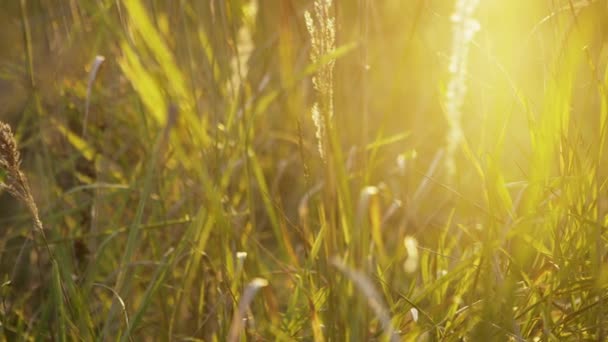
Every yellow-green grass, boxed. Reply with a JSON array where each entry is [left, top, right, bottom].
[[0, 0, 607, 340]]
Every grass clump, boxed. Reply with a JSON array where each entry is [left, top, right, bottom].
[[0, 0, 607, 340]]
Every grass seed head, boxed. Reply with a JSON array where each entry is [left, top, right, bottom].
[[445, 0, 480, 179], [305, 0, 336, 159], [0, 121, 20, 171], [0, 121, 45, 233]]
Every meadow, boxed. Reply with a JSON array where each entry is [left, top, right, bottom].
[[0, 0, 607, 340]]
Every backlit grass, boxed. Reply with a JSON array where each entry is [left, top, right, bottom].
[[0, 0, 607, 340]]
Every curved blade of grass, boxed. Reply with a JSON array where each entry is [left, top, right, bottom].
[[93, 282, 131, 341], [227, 278, 269, 342], [332, 258, 399, 342], [83, 55, 105, 138], [121, 248, 175, 341]]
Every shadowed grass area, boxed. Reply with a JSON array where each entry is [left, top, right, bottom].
[[0, 0, 607, 340]]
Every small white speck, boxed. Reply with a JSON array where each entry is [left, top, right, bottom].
[[410, 308, 419, 322]]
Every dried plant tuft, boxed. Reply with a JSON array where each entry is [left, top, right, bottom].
[[0, 121, 21, 171], [0, 121, 45, 234], [305, 0, 335, 159]]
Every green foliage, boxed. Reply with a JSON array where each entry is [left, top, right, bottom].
[[0, 0, 607, 340]]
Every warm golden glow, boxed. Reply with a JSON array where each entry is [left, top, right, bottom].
[[0, 0, 606, 340]]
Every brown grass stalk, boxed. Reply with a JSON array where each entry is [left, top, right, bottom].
[[0, 121, 51, 250]]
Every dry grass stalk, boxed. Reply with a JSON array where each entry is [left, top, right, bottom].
[[445, 0, 480, 179], [305, 0, 336, 159], [0, 121, 46, 238]]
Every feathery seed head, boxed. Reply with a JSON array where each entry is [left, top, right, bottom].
[[0, 121, 20, 171], [305, 0, 336, 159], [0, 121, 45, 233], [311, 103, 325, 158], [0, 122, 25, 201], [445, 0, 480, 179]]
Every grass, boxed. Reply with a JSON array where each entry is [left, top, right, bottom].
[[0, 0, 607, 340]]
